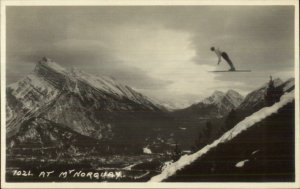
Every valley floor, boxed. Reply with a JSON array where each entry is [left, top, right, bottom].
[[6, 153, 169, 182]]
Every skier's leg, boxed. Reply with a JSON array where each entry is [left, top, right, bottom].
[[221, 52, 236, 71]]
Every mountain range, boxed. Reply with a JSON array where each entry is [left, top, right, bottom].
[[172, 90, 244, 119], [6, 58, 295, 152]]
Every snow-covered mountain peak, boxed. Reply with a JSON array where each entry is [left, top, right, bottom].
[[36, 57, 68, 74], [225, 89, 244, 107], [6, 57, 166, 138], [201, 90, 243, 106], [226, 89, 242, 97], [202, 90, 225, 104], [13, 57, 164, 108], [212, 90, 225, 97], [33, 58, 139, 100], [175, 89, 244, 119]]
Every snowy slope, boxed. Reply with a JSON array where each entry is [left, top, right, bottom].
[[149, 90, 294, 182], [282, 78, 295, 92], [6, 73, 60, 136]]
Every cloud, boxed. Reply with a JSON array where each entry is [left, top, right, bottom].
[[6, 6, 295, 107]]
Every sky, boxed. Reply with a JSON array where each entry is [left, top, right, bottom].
[[6, 6, 295, 108]]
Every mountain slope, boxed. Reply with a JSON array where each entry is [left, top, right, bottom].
[[188, 77, 296, 154], [7, 117, 103, 159], [237, 78, 285, 113], [172, 90, 243, 119], [150, 91, 295, 182], [6, 57, 167, 139]]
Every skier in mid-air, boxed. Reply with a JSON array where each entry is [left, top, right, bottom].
[[210, 47, 236, 71]]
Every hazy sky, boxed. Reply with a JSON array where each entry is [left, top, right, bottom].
[[6, 6, 295, 107]]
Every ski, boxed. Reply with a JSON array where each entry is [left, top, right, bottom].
[[209, 70, 251, 72]]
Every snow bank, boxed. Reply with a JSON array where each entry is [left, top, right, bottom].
[[123, 163, 140, 170], [143, 147, 152, 154], [235, 159, 249, 168], [149, 91, 294, 182], [251, 150, 260, 155], [161, 161, 173, 171], [283, 78, 295, 92]]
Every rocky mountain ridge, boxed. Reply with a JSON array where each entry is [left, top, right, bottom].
[[6, 57, 167, 141], [237, 77, 294, 114], [172, 89, 244, 119]]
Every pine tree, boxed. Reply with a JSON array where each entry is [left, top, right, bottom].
[[172, 143, 182, 161], [225, 109, 238, 131], [265, 76, 283, 106], [193, 121, 213, 152]]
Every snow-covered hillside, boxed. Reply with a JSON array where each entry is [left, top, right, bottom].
[[149, 90, 294, 182]]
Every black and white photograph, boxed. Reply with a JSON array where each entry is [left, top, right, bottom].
[[1, 0, 299, 188]]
